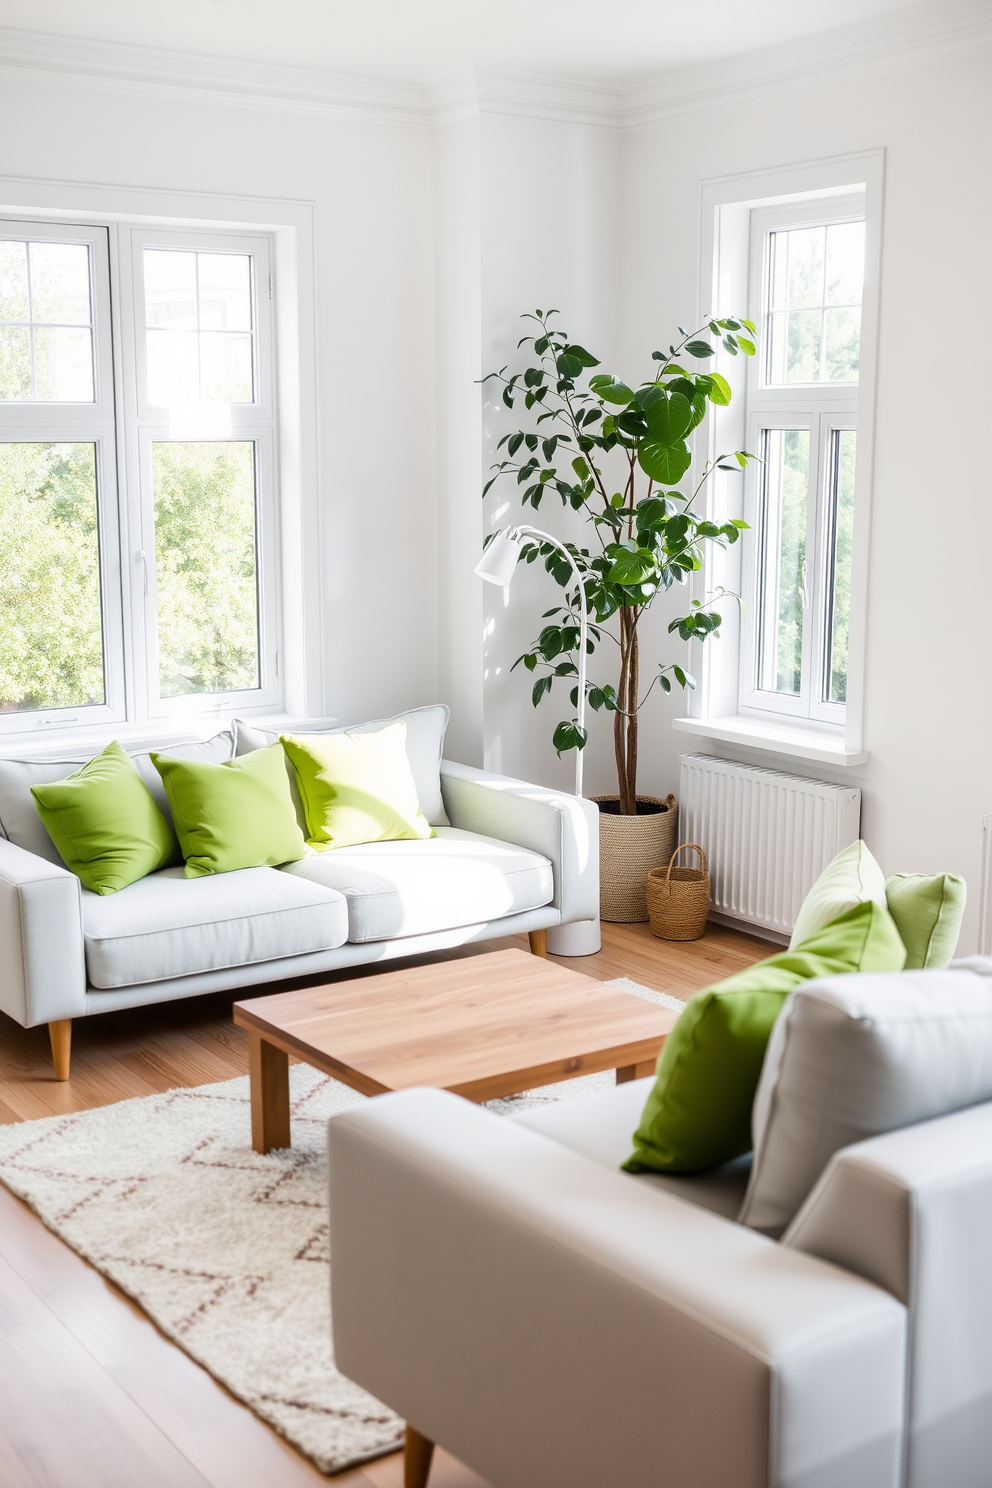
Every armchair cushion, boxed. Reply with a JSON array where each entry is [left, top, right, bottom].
[[624, 900, 906, 1177], [281, 826, 553, 943], [884, 871, 966, 968], [740, 967, 992, 1237]]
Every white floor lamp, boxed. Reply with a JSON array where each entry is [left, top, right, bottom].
[[475, 526, 602, 956]]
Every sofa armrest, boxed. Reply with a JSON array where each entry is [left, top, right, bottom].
[[0, 839, 86, 1027], [785, 1101, 992, 1487], [439, 759, 598, 924], [329, 1088, 905, 1488]]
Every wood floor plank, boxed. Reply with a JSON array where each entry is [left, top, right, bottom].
[[0, 921, 768, 1486]]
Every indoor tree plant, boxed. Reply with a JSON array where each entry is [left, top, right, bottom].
[[481, 310, 757, 920]]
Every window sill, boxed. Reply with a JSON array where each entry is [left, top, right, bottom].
[[0, 711, 337, 761], [672, 715, 868, 768]]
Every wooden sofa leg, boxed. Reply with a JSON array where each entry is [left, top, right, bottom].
[[528, 929, 548, 958], [404, 1424, 435, 1488], [49, 1019, 72, 1081]]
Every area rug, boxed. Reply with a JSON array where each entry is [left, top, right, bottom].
[[0, 977, 683, 1474]]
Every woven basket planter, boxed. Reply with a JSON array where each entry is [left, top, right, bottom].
[[646, 843, 711, 941], [592, 793, 678, 923]]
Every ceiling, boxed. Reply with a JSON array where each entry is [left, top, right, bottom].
[[0, 0, 940, 85]]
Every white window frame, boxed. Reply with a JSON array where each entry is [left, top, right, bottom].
[[0, 215, 283, 737], [738, 192, 864, 730], [673, 152, 884, 770]]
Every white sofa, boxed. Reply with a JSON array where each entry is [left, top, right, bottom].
[[328, 966, 992, 1488], [0, 707, 599, 1078]]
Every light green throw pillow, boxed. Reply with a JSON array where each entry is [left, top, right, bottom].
[[31, 740, 179, 895], [885, 872, 966, 969], [789, 839, 886, 949], [280, 722, 435, 851], [623, 900, 907, 1175], [151, 743, 308, 878]]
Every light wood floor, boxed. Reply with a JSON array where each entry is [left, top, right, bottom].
[[0, 920, 769, 1487]]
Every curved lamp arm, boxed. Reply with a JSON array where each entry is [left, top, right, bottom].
[[475, 525, 588, 799]]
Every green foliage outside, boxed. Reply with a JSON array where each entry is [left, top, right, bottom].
[[0, 442, 104, 712], [153, 441, 259, 697]]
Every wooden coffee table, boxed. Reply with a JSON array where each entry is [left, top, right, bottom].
[[232, 947, 679, 1154]]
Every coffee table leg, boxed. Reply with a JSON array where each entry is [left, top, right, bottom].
[[617, 1059, 658, 1083], [248, 1030, 291, 1154]]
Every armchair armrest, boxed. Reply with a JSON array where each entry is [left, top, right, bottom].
[[439, 759, 598, 925], [329, 1089, 905, 1488], [0, 839, 86, 1027]]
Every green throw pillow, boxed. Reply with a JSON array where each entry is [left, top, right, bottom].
[[151, 743, 308, 878], [623, 899, 907, 1175], [885, 872, 966, 969], [789, 839, 886, 949], [280, 722, 435, 851], [31, 740, 179, 895]]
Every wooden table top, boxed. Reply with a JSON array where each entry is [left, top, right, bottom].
[[232, 948, 679, 1102]]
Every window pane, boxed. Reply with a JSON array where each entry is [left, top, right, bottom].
[[29, 242, 91, 324], [0, 443, 105, 712], [0, 326, 31, 399], [146, 328, 200, 406], [34, 326, 94, 401], [0, 241, 28, 321], [756, 429, 809, 696], [144, 250, 198, 330], [825, 431, 857, 705], [152, 442, 259, 698], [143, 248, 254, 404], [197, 253, 252, 331], [825, 222, 865, 304], [765, 219, 864, 386]]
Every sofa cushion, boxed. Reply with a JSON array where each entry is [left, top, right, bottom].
[[234, 706, 450, 826], [509, 1078, 752, 1221], [885, 871, 966, 969], [82, 865, 348, 989], [281, 724, 434, 850], [280, 826, 553, 943], [739, 967, 992, 1237], [0, 729, 234, 865]]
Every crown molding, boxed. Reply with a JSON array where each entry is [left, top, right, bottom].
[[0, 0, 988, 132], [0, 26, 428, 125], [624, 0, 992, 127]]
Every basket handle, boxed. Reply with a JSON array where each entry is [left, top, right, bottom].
[[666, 842, 707, 879]]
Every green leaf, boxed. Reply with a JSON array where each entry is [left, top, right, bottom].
[[706, 372, 733, 405], [552, 720, 588, 755], [563, 344, 600, 368], [532, 676, 552, 706], [507, 432, 524, 457], [741, 319, 757, 334], [571, 456, 590, 480], [638, 439, 691, 486], [589, 374, 635, 405], [685, 340, 715, 358], [607, 547, 656, 585], [643, 391, 693, 445], [659, 673, 671, 692], [556, 353, 583, 378], [738, 337, 756, 356], [634, 384, 665, 411]]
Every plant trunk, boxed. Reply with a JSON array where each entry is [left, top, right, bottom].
[[614, 611, 639, 814]]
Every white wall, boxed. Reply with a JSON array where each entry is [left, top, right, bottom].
[[0, 72, 440, 728], [619, 43, 992, 948]]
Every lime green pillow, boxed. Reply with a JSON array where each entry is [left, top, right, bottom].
[[31, 740, 179, 895], [151, 743, 308, 878], [789, 839, 886, 949], [280, 722, 435, 851], [623, 899, 907, 1175], [885, 872, 966, 969]]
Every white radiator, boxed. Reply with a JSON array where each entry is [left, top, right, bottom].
[[677, 753, 862, 938]]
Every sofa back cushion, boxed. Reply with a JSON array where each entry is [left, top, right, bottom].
[[0, 729, 234, 864], [788, 839, 886, 950], [234, 705, 450, 827], [739, 967, 992, 1237]]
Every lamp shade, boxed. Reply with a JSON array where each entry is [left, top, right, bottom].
[[474, 528, 522, 587]]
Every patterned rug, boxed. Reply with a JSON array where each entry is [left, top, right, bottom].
[[0, 976, 683, 1474]]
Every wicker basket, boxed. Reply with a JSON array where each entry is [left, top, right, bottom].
[[593, 793, 678, 923], [646, 843, 711, 941]]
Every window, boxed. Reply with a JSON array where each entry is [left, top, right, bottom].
[[739, 194, 864, 729], [0, 218, 279, 736]]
